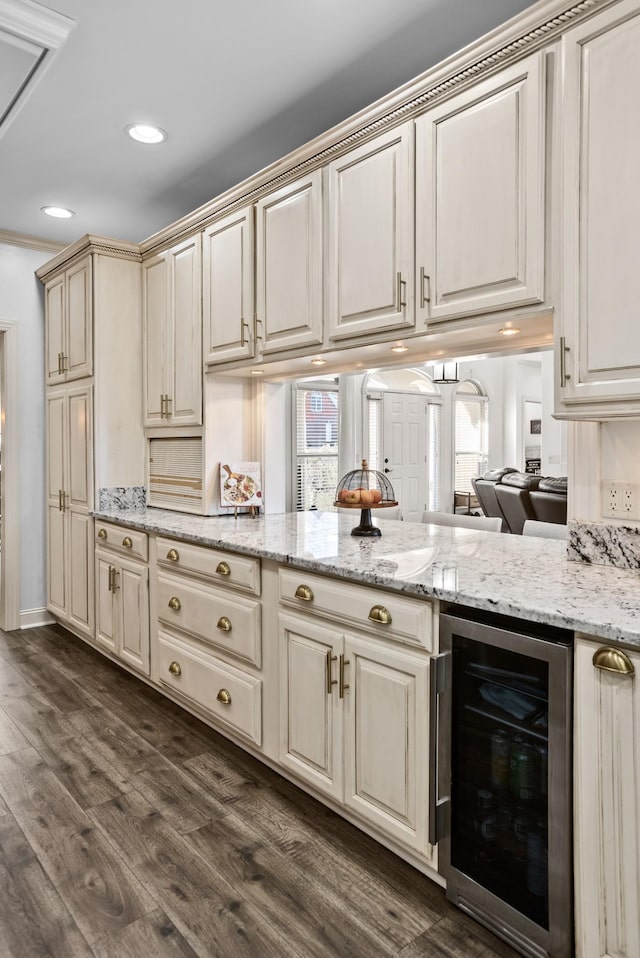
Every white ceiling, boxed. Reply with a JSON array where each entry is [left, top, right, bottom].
[[1, 0, 540, 246]]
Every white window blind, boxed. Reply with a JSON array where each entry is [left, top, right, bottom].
[[295, 385, 339, 511], [428, 403, 441, 511], [454, 392, 489, 493]]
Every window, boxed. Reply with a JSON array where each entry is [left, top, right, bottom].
[[367, 396, 381, 472], [428, 403, 441, 510], [454, 380, 488, 493], [294, 381, 339, 511]]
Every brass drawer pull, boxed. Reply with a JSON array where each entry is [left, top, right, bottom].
[[339, 654, 350, 699], [168, 661, 182, 676], [216, 688, 232, 705], [295, 584, 314, 602], [216, 561, 231, 577], [326, 649, 337, 694], [166, 548, 179, 562], [369, 604, 392, 626], [593, 647, 635, 675], [97, 528, 107, 540], [217, 616, 232, 632], [168, 596, 181, 611], [122, 536, 133, 549]]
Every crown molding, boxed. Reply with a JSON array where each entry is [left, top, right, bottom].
[[0, 0, 75, 49], [0, 228, 64, 254], [140, 0, 614, 258], [35, 234, 142, 281]]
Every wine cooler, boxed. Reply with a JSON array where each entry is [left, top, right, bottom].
[[432, 607, 573, 958]]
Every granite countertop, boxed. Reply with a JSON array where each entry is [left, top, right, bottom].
[[92, 507, 640, 647]]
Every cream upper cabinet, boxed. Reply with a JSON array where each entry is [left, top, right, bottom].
[[556, 0, 640, 417], [46, 384, 94, 638], [45, 254, 93, 384], [327, 122, 414, 341], [255, 170, 323, 355], [415, 52, 545, 325], [203, 207, 255, 364], [143, 234, 202, 427], [574, 637, 640, 958]]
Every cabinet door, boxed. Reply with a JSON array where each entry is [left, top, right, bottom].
[[168, 235, 202, 425], [45, 275, 66, 385], [278, 613, 343, 801], [143, 254, 168, 426], [574, 638, 640, 958], [203, 208, 254, 364], [65, 256, 93, 381], [95, 552, 117, 654], [256, 171, 323, 354], [343, 634, 430, 855], [415, 52, 545, 324], [67, 386, 93, 512], [46, 390, 67, 618], [557, 1, 640, 414], [327, 123, 414, 340], [68, 512, 94, 637], [118, 557, 149, 674]]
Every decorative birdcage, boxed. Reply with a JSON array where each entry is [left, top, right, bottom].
[[334, 459, 398, 537]]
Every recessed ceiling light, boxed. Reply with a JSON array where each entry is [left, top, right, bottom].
[[310, 358, 327, 366], [499, 326, 520, 336], [41, 206, 74, 218], [250, 369, 263, 375], [391, 343, 408, 353], [125, 123, 167, 144]]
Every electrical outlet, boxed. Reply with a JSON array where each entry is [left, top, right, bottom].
[[601, 481, 640, 519]]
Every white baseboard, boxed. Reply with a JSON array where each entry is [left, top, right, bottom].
[[20, 608, 55, 629]]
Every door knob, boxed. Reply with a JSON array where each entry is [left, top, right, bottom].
[[384, 468, 393, 474]]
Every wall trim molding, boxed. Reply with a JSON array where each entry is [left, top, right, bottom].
[[0, 229, 64, 254], [20, 607, 55, 629], [0, 319, 20, 631], [140, 0, 615, 257]]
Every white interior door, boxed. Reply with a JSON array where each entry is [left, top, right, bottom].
[[382, 393, 427, 522]]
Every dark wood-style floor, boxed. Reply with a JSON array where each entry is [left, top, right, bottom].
[[0, 623, 520, 958]]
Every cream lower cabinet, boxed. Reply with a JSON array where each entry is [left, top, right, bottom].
[[279, 611, 431, 856], [95, 522, 149, 674], [556, 0, 640, 417], [415, 51, 545, 325], [574, 637, 640, 958], [46, 384, 94, 638]]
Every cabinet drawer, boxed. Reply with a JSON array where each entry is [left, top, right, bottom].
[[156, 536, 260, 595], [95, 521, 148, 561], [279, 569, 433, 650], [157, 572, 261, 666], [157, 631, 261, 745]]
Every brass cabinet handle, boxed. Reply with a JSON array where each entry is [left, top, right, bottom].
[[57, 352, 63, 376], [294, 584, 314, 602], [97, 528, 107, 540], [58, 489, 66, 513], [217, 616, 232, 632], [339, 654, 350, 699], [216, 688, 232, 705], [168, 661, 182, 676], [368, 604, 392, 626], [419, 266, 431, 310], [593, 647, 635, 676], [107, 565, 113, 593], [240, 320, 250, 348], [108, 567, 118, 592], [559, 335, 571, 387], [160, 394, 165, 418], [61, 353, 68, 373], [122, 536, 133, 549], [326, 649, 337, 694], [396, 272, 407, 310], [166, 548, 179, 562], [216, 561, 231, 577], [168, 596, 181, 611]]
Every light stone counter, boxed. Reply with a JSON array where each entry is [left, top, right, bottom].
[[93, 507, 640, 647]]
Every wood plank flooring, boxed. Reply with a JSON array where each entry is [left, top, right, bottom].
[[0, 623, 521, 958]]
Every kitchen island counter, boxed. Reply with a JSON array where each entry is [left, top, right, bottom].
[[92, 507, 640, 647]]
